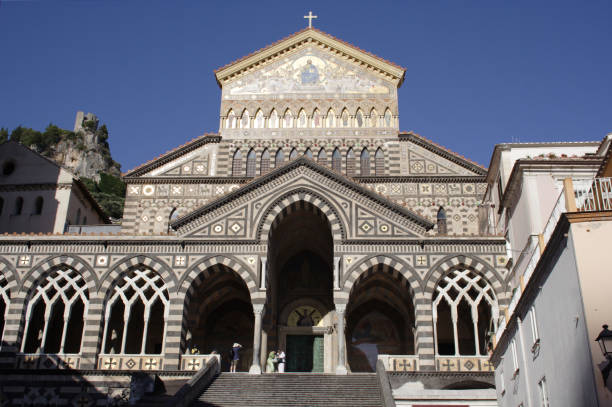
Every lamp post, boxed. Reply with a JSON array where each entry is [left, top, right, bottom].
[[595, 324, 612, 383]]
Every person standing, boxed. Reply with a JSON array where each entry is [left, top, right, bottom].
[[230, 343, 242, 372], [277, 350, 286, 373]]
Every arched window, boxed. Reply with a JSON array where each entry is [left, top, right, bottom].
[[0, 197, 5, 216], [312, 109, 322, 128], [275, 148, 284, 168], [289, 148, 298, 160], [370, 109, 378, 127], [433, 269, 498, 356], [317, 148, 327, 166], [346, 148, 355, 176], [102, 268, 169, 355], [332, 148, 341, 173], [297, 109, 308, 128], [437, 206, 447, 235], [341, 109, 350, 127], [246, 149, 256, 177], [0, 272, 10, 343], [75, 208, 81, 225], [283, 110, 293, 128], [33, 196, 44, 215], [269, 109, 279, 128], [226, 110, 237, 129], [232, 149, 242, 176], [304, 148, 313, 159], [261, 148, 270, 175], [384, 109, 392, 127], [13, 197, 23, 215], [356, 109, 364, 128], [326, 109, 336, 128], [375, 148, 384, 176], [254, 110, 264, 129], [22, 267, 88, 354], [360, 148, 370, 176], [240, 110, 250, 129]]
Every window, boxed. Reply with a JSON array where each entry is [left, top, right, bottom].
[[529, 306, 540, 353], [433, 268, 498, 356], [75, 208, 81, 225], [226, 110, 237, 129], [102, 268, 169, 355], [2, 161, 15, 176], [232, 149, 242, 176], [356, 109, 364, 127], [370, 109, 378, 127], [326, 109, 335, 127], [33, 196, 44, 215], [283, 110, 293, 128], [304, 148, 313, 159], [360, 148, 370, 176], [297, 109, 307, 128], [254, 110, 264, 129], [384, 109, 392, 127], [289, 148, 298, 160], [240, 110, 250, 128], [269, 109, 279, 128], [511, 339, 519, 373], [275, 148, 284, 168], [375, 148, 384, 176], [13, 196, 23, 215], [317, 148, 327, 166], [0, 197, 4, 216], [312, 109, 322, 128], [332, 148, 341, 173], [246, 149, 256, 177], [538, 377, 550, 407], [341, 109, 350, 127], [260, 149, 270, 175], [22, 267, 88, 354], [437, 206, 447, 235], [346, 148, 355, 177]]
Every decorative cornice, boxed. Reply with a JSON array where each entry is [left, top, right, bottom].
[[123, 176, 249, 185], [124, 134, 220, 177], [354, 175, 486, 183], [398, 132, 487, 175]]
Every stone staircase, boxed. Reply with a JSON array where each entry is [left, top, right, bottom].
[[192, 373, 384, 407]]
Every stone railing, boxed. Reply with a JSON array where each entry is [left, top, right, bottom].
[[435, 356, 494, 372], [15, 353, 83, 369], [378, 355, 419, 372], [98, 354, 165, 370], [164, 356, 220, 407], [180, 354, 220, 371]]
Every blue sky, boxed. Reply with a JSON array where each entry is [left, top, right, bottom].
[[0, 0, 610, 171]]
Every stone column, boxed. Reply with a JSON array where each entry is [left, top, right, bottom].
[[249, 304, 265, 374], [259, 257, 267, 289], [335, 304, 348, 375], [333, 256, 341, 290]]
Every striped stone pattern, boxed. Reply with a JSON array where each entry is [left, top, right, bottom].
[[386, 140, 402, 175], [120, 195, 139, 234], [259, 190, 344, 244]]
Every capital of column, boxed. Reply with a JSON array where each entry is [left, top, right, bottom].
[[253, 303, 265, 315], [335, 304, 347, 315]]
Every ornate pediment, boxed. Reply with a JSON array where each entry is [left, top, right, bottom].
[[171, 158, 434, 240], [215, 28, 405, 90]]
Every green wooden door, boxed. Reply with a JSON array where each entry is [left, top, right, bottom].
[[286, 335, 324, 372], [312, 335, 324, 372]]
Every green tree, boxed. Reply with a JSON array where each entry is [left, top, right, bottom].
[[0, 128, 8, 143]]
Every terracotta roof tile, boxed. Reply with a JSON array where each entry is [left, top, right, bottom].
[[214, 27, 405, 75]]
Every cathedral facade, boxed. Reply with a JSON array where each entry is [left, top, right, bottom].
[[0, 27, 509, 403]]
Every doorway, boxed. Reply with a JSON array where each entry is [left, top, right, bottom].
[[286, 334, 324, 372]]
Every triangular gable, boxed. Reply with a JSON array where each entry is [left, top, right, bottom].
[[171, 158, 434, 240], [214, 28, 406, 88], [124, 134, 220, 178], [399, 132, 487, 176]]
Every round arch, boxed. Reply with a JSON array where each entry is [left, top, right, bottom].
[[0, 256, 19, 295], [256, 188, 346, 244]]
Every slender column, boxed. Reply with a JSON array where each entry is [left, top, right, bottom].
[[333, 256, 341, 290], [335, 304, 347, 375], [249, 304, 265, 374], [259, 257, 267, 290]]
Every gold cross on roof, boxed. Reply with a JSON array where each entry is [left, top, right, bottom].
[[304, 11, 317, 28]]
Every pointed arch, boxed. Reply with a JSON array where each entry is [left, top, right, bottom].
[[437, 206, 447, 235], [370, 108, 378, 128], [269, 109, 279, 128], [254, 109, 264, 129], [289, 148, 298, 160], [275, 148, 284, 168], [240, 109, 250, 129], [226, 109, 237, 129], [326, 108, 336, 128], [232, 149, 243, 176], [346, 147, 355, 176], [317, 148, 327, 166], [260, 148, 270, 175], [304, 148, 313, 159], [283, 109, 293, 128], [356, 109, 365, 128], [297, 109, 308, 128], [384, 108, 393, 127], [360, 148, 370, 176], [332, 147, 341, 173], [341, 108, 350, 127], [375, 147, 385, 176], [246, 148, 256, 177], [312, 109, 322, 128]]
